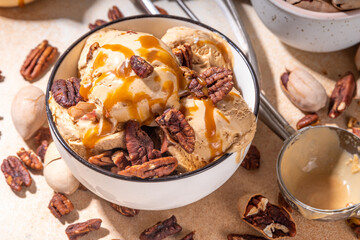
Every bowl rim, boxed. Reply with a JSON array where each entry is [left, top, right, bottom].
[[46, 14, 260, 183], [269, 0, 360, 20]]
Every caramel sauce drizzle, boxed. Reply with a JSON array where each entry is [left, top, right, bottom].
[[18, 0, 24, 7], [203, 99, 223, 158], [196, 40, 230, 65], [82, 118, 113, 148]]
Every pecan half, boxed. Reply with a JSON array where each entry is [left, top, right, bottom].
[[1, 156, 32, 192], [296, 113, 319, 130], [0, 70, 5, 82], [181, 232, 195, 240], [17, 148, 43, 170], [20, 40, 58, 82], [130, 55, 154, 78], [346, 217, 360, 239], [139, 215, 182, 240], [243, 195, 296, 239], [110, 203, 139, 217], [329, 72, 356, 119], [227, 234, 267, 240], [88, 19, 107, 30], [88, 150, 114, 166], [108, 6, 124, 21], [118, 156, 177, 179], [36, 140, 49, 161], [241, 145, 260, 170], [34, 127, 52, 145], [65, 218, 102, 240], [156, 108, 195, 153], [86, 42, 100, 63], [51, 77, 83, 108], [172, 43, 192, 68], [278, 193, 293, 213], [125, 120, 157, 165], [155, 5, 168, 15], [48, 193, 74, 218]]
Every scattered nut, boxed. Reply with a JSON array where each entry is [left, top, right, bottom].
[[280, 68, 327, 112], [44, 142, 80, 195], [332, 0, 360, 10], [110, 203, 139, 217], [328, 72, 356, 119], [241, 145, 260, 170], [36, 140, 49, 161], [34, 127, 52, 145], [16, 147, 43, 170], [88, 19, 107, 30], [227, 234, 267, 240], [11, 85, 46, 140], [48, 193, 74, 218], [296, 113, 319, 130], [65, 218, 102, 240], [180, 232, 195, 240], [155, 5, 168, 15], [1, 156, 32, 192], [130, 55, 154, 78], [278, 193, 293, 213], [139, 215, 182, 240], [108, 5, 123, 21], [0, 70, 5, 82], [347, 218, 360, 239]]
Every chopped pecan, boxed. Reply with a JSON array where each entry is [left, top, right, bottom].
[[125, 120, 157, 165], [139, 215, 182, 240], [118, 156, 177, 179], [86, 42, 100, 63], [110, 203, 139, 217], [156, 108, 195, 154], [68, 102, 97, 121], [34, 127, 52, 145], [329, 72, 356, 119], [155, 5, 168, 15], [130, 55, 154, 78], [243, 195, 296, 239], [65, 218, 102, 240], [36, 140, 49, 161], [346, 217, 360, 239], [348, 117, 360, 128], [241, 145, 260, 170], [278, 193, 293, 213], [181, 232, 195, 240], [20, 40, 58, 82], [51, 77, 83, 108], [88, 19, 107, 30], [1, 156, 32, 192], [296, 113, 319, 130], [88, 150, 114, 166], [227, 234, 267, 240], [16, 148, 43, 170], [112, 150, 130, 170], [108, 6, 124, 21], [172, 43, 192, 69], [0, 70, 5, 82], [48, 193, 74, 218], [353, 128, 360, 138]]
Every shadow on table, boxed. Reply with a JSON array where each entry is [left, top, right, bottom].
[[0, 0, 96, 22]]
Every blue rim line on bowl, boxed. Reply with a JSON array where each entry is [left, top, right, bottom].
[[45, 14, 260, 183]]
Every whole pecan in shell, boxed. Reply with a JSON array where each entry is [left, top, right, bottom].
[[1, 156, 32, 192], [241, 145, 260, 170], [88, 19, 107, 30], [65, 218, 102, 240], [130, 55, 154, 78], [48, 193, 74, 218], [181, 232, 195, 240], [296, 113, 319, 130], [16, 147, 43, 170], [108, 6, 124, 21], [118, 156, 177, 179], [156, 108, 195, 154], [36, 140, 49, 162], [172, 43, 192, 69], [328, 72, 356, 119], [20, 40, 58, 82], [227, 234, 267, 240], [110, 203, 139, 217], [139, 215, 182, 240], [51, 77, 83, 108]]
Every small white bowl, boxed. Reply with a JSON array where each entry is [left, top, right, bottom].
[[251, 0, 360, 52], [46, 15, 259, 210]]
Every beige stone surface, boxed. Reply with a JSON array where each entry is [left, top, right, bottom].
[[0, 0, 358, 239]]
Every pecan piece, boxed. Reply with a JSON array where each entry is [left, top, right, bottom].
[[155, 5, 168, 15], [156, 108, 195, 153], [278, 193, 293, 213], [296, 113, 319, 130], [0, 70, 5, 82], [65, 218, 102, 240], [111, 150, 130, 170], [328, 72, 356, 119], [108, 6, 124, 21], [34, 127, 52, 145], [348, 117, 360, 128], [88, 19, 107, 30], [16, 148, 43, 170], [130, 55, 154, 78], [241, 145, 260, 170], [110, 203, 139, 217], [172, 43, 192, 68], [51, 77, 83, 108], [181, 232, 195, 240], [68, 102, 96, 121], [20, 40, 58, 82], [48, 193, 74, 218], [139, 215, 182, 240], [86, 42, 100, 63], [36, 140, 49, 161], [242, 195, 296, 239], [118, 156, 177, 179], [125, 120, 157, 165], [1, 156, 32, 192], [88, 150, 114, 166], [346, 217, 360, 239], [227, 234, 267, 240]]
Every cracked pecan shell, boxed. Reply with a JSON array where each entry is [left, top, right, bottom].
[[20, 40, 58, 82], [130, 55, 154, 78], [65, 218, 102, 240], [51, 77, 83, 108], [108, 5, 123, 21], [139, 215, 182, 240], [1, 156, 31, 192], [118, 156, 177, 179], [172, 43, 192, 69], [110, 203, 139, 217], [156, 108, 195, 153], [16, 147, 43, 170], [48, 193, 74, 218]]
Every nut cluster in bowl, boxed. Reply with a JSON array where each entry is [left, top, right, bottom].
[[48, 26, 257, 179]]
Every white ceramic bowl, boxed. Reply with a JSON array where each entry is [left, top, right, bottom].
[[251, 0, 360, 52], [46, 15, 259, 210], [0, 0, 35, 7]]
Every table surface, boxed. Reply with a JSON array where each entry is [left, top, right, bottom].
[[0, 0, 359, 239]]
